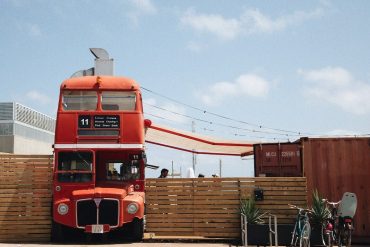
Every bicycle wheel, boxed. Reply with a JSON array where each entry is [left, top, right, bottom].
[[339, 223, 352, 247], [291, 221, 299, 247], [299, 222, 311, 247], [321, 223, 333, 247]]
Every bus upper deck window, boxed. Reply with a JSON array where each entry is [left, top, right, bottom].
[[62, 91, 98, 111], [101, 92, 136, 111]]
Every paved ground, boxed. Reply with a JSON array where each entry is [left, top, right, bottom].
[[0, 243, 368, 247], [0, 244, 233, 247]]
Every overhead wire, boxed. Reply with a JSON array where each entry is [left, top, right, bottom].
[[144, 112, 289, 141], [142, 86, 370, 139], [145, 111, 291, 142], [141, 86, 313, 136], [144, 102, 301, 137], [144, 104, 299, 142]]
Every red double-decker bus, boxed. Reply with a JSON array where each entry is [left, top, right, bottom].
[[52, 74, 147, 241]]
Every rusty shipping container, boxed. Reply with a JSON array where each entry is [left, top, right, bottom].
[[253, 142, 302, 177], [301, 137, 370, 243]]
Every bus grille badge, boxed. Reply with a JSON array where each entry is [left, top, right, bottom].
[[94, 198, 102, 207]]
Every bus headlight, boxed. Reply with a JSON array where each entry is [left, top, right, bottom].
[[57, 203, 69, 215], [127, 203, 138, 214]]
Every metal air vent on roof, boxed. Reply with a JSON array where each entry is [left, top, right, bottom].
[[70, 48, 114, 78]]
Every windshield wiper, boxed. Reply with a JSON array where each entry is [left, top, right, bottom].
[[75, 151, 91, 170]]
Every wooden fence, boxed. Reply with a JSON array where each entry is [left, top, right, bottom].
[[145, 177, 307, 238], [0, 154, 307, 241], [0, 154, 53, 242]]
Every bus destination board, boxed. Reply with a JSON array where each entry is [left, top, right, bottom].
[[94, 115, 120, 128]]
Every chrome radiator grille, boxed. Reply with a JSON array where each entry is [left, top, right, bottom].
[[76, 199, 119, 228]]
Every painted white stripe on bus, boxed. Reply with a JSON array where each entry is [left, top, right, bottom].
[[54, 144, 144, 149]]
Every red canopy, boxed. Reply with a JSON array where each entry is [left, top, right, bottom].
[[145, 123, 254, 157]]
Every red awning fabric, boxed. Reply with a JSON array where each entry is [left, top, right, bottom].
[[145, 123, 254, 156]]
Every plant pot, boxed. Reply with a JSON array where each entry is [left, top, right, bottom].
[[277, 224, 295, 246], [247, 224, 270, 245], [310, 225, 324, 246]]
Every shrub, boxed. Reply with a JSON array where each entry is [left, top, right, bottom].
[[311, 189, 330, 226], [240, 197, 267, 224]]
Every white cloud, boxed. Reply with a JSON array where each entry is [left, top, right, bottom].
[[237, 74, 270, 97], [181, 9, 241, 40], [200, 73, 270, 106], [129, 0, 157, 14], [143, 98, 189, 124], [241, 8, 323, 34], [25, 90, 51, 104], [127, 0, 157, 25], [297, 67, 352, 86], [325, 129, 361, 137], [181, 7, 323, 40], [299, 67, 370, 115]]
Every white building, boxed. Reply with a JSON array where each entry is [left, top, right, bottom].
[[0, 102, 55, 154]]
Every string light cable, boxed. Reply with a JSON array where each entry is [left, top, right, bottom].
[[144, 101, 302, 137], [141, 86, 312, 136], [142, 87, 370, 139]]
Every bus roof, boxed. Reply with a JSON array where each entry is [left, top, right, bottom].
[[61, 76, 140, 90]]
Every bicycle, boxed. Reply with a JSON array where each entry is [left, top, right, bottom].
[[289, 204, 313, 247], [322, 192, 357, 247], [321, 199, 340, 247]]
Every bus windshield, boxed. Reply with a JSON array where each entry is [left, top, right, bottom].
[[57, 151, 93, 182], [101, 91, 136, 111], [62, 91, 97, 111], [105, 160, 140, 181]]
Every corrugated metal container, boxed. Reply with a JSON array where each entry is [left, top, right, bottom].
[[301, 137, 370, 243], [254, 143, 302, 177]]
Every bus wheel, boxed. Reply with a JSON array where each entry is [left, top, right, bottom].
[[51, 221, 64, 243], [130, 218, 144, 241]]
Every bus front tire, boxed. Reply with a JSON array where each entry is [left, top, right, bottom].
[[130, 218, 144, 241], [51, 221, 64, 243]]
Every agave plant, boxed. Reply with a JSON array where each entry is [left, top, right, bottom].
[[240, 197, 267, 224], [311, 189, 331, 226]]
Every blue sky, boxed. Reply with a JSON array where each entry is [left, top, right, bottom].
[[1, 0, 369, 178]]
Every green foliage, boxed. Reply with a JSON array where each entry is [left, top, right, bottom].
[[311, 189, 330, 225], [240, 197, 267, 225]]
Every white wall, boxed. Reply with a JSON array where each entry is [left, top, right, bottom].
[[13, 135, 53, 154]]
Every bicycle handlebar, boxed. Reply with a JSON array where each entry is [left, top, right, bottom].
[[322, 199, 341, 207], [288, 204, 313, 213]]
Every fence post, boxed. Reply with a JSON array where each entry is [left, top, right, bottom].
[[241, 213, 248, 247], [268, 213, 278, 247]]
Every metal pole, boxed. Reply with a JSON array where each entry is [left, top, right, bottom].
[[192, 121, 196, 173], [268, 214, 278, 247], [241, 213, 248, 247], [274, 215, 278, 247], [171, 160, 174, 178], [219, 159, 222, 177]]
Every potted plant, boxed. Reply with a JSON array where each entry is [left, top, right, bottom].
[[240, 197, 269, 245], [310, 189, 331, 246]]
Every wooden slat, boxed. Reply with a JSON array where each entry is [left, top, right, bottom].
[[145, 177, 307, 237], [0, 154, 308, 241], [0, 155, 53, 242]]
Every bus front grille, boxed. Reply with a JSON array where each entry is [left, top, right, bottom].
[[77, 200, 97, 227], [76, 199, 119, 228], [99, 200, 119, 226]]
